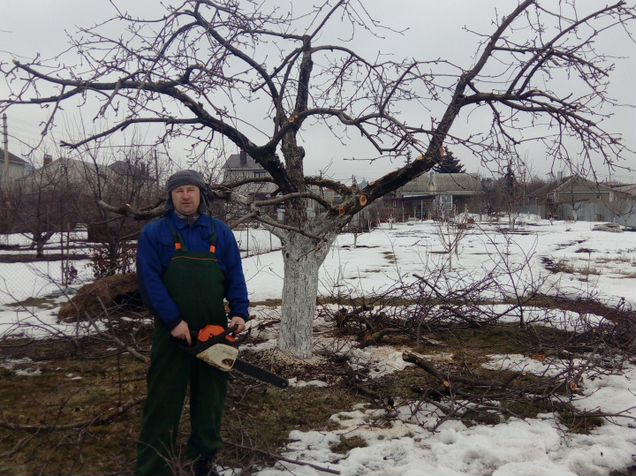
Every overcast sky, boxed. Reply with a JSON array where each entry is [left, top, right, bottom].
[[1, 0, 635, 183]]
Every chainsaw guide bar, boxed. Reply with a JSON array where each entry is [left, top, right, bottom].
[[172, 325, 289, 389]]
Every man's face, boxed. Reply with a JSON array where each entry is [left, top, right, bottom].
[[171, 185, 201, 216]]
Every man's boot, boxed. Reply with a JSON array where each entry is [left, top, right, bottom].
[[193, 451, 219, 476]]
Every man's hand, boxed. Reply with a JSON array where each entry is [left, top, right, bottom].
[[170, 320, 192, 345], [229, 316, 247, 334]]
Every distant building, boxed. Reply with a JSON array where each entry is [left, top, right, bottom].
[[222, 150, 276, 198], [221, 151, 348, 221], [15, 156, 158, 235], [530, 175, 634, 225], [392, 171, 483, 219], [0, 148, 34, 190], [608, 183, 636, 198], [19, 157, 100, 191], [18, 156, 155, 196]]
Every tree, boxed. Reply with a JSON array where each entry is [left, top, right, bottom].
[[1, 1, 634, 358], [433, 149, 465, 173], [79, 146, 161, 278], [12, 158, 81, 258], [503, 160, 519, 227]]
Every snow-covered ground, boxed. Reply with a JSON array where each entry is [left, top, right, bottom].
[[241, 218, 636, 307], [1, 218, 635, 475], [241, 310, 636, 476]]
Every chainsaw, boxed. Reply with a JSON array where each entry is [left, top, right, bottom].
[[172, 324, 289, 389]]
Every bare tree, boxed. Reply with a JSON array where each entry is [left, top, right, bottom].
[[79, 145, 161, 278], [12, 158, 80, 258], [1, 1, 634, 357], [434, 215, 470, 271]]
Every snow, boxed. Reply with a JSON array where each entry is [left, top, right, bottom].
[[252, 365, 636, 476], [238, 219, 636, 307], [483, 354, 586, 378], [348, 345, 412, 378], [1, 218, 635, 475], [255, 398, 635, 476]]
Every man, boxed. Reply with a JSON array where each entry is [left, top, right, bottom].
[[136, 170, 249, 476]]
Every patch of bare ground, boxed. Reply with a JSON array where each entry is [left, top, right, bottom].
[[528, 294, 634, 321], [0, 331, 151, 476], [541, 254, 636, 279]]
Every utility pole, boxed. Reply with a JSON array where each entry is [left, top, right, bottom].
[[153, 148, 160, 196], [2, 113, 9, 191]]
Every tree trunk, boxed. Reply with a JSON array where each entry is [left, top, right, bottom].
[[278, 231, 336, 359], [36, 237, 45, 258]]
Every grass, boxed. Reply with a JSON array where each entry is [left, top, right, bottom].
[[558, 409, 604, 434], [330, 435, 367, 454], [549, 259, 601, 276], [382, 251, 397, 264], [0, 337, 147, 476], [222, 381, 361, 469], [0, 328, 364, 475], [543, 254, 636, 279], [250, 298, 283, 307], [425, 322, 574, 356]]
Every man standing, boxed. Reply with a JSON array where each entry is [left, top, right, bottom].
[[136, 170, 249, 476]]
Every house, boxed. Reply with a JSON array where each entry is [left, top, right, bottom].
[[18, 156, 156, 196], [223, 151, 276, 198], [530, 175, 633, 224], [109, 159, 152, 180], [17, 156, 105, 195], [611, 183, 636, 197], [0, 148, 35, 191], [222, 151, 348, 221], [606, 183, 636, 229], [391, 172, 483, 219], [106, 159, 157, 200]]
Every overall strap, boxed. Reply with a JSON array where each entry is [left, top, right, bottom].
[[165, 217, 188, 252], [208, 219, 217, 254]]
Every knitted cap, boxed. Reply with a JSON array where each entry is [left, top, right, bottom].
[[166, 169, 207, 193], [164, 169, 212, 215]]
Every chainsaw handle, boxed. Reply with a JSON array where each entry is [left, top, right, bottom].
[[170, 323, 246, 358], [169, 334, 196, 353], [197, 324, 239, 343]]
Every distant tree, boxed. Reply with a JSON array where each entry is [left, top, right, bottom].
[[0, 188, 13, 236], [13, 161, 80, 258], [502, 161, 522, 228], [479, 165, 526, 221], [433, 149, 465, 173], [504, 162, 517, 194]]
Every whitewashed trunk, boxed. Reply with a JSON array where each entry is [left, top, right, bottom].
[[278, 231, 335, 358]]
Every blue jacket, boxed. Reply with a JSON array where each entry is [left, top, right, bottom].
[[137, 212, 249, 330]]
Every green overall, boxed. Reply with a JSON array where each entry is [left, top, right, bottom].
[[136, 221, 228, 476]]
